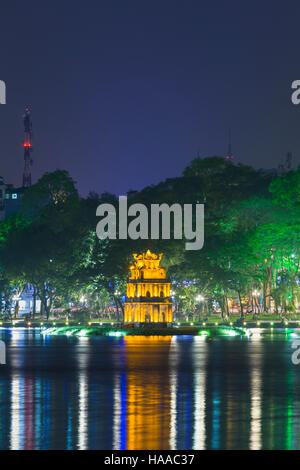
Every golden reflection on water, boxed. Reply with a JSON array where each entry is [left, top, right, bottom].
[[124, 336, 172, 450]]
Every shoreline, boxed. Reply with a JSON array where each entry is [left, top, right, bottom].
[[0, 323, 297, 338], [0, 319, 298, 329]]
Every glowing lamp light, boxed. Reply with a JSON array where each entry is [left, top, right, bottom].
[[76, 329, 89, 337], [225, 329, 239, 337], [108, 331, 127, 337], [196, 295, 204, 302], [198, 330, 209, 336]]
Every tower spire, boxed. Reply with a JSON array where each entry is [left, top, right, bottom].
[[226, 128, 233, 161], [22, 106, 33, 187]]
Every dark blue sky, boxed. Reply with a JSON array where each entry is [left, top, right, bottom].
[[1, 0, 300, 195]]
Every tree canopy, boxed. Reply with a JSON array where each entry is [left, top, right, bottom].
[[0, 159, 299, 321]]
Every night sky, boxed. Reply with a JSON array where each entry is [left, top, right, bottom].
[[1, 1, 300, 196]]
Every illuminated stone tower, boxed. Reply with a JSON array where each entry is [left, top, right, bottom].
[[124, 250, 173, 323]]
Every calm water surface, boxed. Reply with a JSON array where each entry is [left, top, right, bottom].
[[0, 328, 299, 450]]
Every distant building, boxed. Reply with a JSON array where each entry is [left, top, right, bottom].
[[0, 176, 5, 220], [14, 285, 41, 316], [0, 176, 25, 221], [0, 177, 36, 316], [5, 185, 25, 218]]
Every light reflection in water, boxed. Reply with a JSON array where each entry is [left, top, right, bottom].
[[10, 329, 23, 450], [1, 328, 300, 449], [113, 372, 121, 449], [77, 337, 89, 450], [169, 337, 179, 450], [35, 378, 42, 449], [124, 336, 172, 450], [193, 336, 207, 449], [10, 374, 21, 450], [250, 333, 262, 450]]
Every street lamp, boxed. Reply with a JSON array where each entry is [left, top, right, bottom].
[[196, 295, 204, 302]]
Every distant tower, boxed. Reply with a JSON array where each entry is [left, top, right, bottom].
[[285, 152, 292, 170], [22, 106, 33, 187], [278, 152, 293, 174], [226, 128, 233, 161]]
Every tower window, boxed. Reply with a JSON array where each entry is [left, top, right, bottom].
[[12, 193, 17, 199]]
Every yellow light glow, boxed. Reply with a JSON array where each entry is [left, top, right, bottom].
[[124, 251, 173, 323]]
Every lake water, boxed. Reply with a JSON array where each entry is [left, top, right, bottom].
[[0, 328, 299, 450]]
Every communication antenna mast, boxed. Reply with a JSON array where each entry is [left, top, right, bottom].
[[285, 152, 292, 170], [226, 128, 233, 161], [22, 106, 33, 187]]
